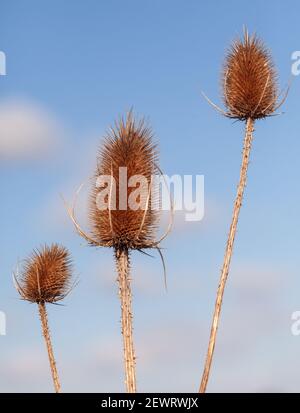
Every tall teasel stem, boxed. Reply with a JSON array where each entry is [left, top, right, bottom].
[[199, 28, 286, 392], [115, 248, 136, 393], [199, 118, 254, 393], [66, 112, 170, 392], [38, 301, 61, 393]]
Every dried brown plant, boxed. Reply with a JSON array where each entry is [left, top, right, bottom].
[[14, 244, 73, 393], [66, 111, 171, 393], [199, 29, 287, 393]]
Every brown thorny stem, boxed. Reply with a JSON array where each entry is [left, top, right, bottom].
[[38, 302, 61, 393], [115, 248, 137, 393], [199, 118, 254, 393]]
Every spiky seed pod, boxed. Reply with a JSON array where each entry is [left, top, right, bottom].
[[223, 30, 278, 120], [14, 243, 73, 393], [89, 112, 159, 251], [16, 244, 72, 304]]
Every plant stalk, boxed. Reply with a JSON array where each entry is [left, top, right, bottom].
[[115, 247, 137, 393], [38, 301, 61, 393], [199, 117, 254, 393]]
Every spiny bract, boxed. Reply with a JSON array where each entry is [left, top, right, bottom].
[[89, 112, 159, 250], [223, 30, 278, 120], [16, 244, 72, 303]]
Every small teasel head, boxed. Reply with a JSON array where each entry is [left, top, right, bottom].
[[15, 244, 73, 303], [89, 111, 159, 251], [222, 29, 279, 120]]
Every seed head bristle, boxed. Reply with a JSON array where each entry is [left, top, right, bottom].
[[89, 112, 159, 250], [223, 29, 278, 120], [15, 244, 73, 303]]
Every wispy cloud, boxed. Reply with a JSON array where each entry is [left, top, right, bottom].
[[0, 99, 66, 160]]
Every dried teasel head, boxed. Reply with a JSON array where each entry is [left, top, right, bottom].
[[89, 112, 159, 251], [14, 244, 73, 304], [222, 29, 279, 120]]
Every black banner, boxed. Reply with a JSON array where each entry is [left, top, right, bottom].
[[0, 393, 296, 409]]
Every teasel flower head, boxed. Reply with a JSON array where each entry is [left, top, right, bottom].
[[14, 244, 73, 304], [65, 110, 172, 274], [89, 111, 162, 251], [202, 29, 288, 121], [222, 29, 280, 120]]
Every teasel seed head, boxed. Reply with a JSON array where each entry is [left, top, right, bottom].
[[15, 244, 73, 304], [89, 111, 159, 251], [222, 29, 279, 120]]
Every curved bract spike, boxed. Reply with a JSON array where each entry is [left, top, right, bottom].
[[108, 163, 115, 237], [151, 164, 174, 247], [156, 246, 168, 292], [135, 175, 153, 242], [201, 91, 231, 117], [252, 74, 270, 117], [61, 186, 103, 247]]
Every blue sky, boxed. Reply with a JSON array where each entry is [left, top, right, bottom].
[[0, 0, 300, 392]]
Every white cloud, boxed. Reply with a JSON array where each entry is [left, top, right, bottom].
[[0, 99, 65, 160]]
